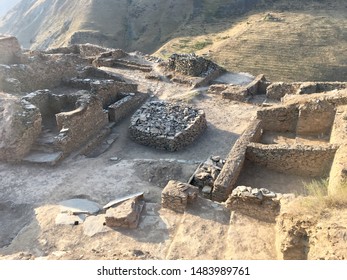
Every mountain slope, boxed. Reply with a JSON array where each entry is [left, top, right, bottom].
[[0, 0, 346, 82], [155, 0, 347, 82]]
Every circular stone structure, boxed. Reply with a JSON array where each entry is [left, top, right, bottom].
[[129, 100, 207, 151]]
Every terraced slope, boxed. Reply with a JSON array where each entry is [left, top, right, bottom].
[[155, 1, 347, 82]]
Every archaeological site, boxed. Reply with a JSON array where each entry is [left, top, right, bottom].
[[1, 20, 347, 261]]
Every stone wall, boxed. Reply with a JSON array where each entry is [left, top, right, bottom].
[[296, 100, 336, 136], [221, 74, 269, 101], [246, 143, 337, 177], [0, 36, 22, 65], [257, 104, 298, 132], [266, 82, 301, 100], [161, 180, 198, 213], [212, 119, 262, 202], [225, 186, 280, 223], [167, 53, 224, 77], [330, 106, 347, 145], [266, 81, 347, 100], [55, 94, 108, 154], [129, 101, 207, 151], [328, 144, 347, 195], [0, 53, 84, 92], [108, 93, 148, 123], [0, 93, 41, 162]]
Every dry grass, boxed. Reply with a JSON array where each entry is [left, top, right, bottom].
[[290, 179, 347, 215]]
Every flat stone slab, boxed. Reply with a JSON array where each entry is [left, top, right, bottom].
[[23, 151, 63, 166], [103, 192, 144, 209], [83, 215, 110, 237], [59, 199, 101, 215]]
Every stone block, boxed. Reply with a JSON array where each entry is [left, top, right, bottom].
[[161, 180, 199, 213], [105, 197, 145, 229]]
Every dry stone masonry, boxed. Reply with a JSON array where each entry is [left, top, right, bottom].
[[225, 186, 280, 223], [129, 101, 207, 151], [161, 180, 199, 213]]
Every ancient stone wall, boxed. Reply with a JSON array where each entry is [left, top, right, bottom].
[[328, 144, 347, 195], [257, 104, 298, 132], [0, 53, 83, 92], [212, 119, 262, 202], [330, 106, 347, 145], [0, 93, 41, 162], [167, 53, 224, 77], [55, 94, 108, 154], [0, 36, 22, 65], [161, 180, 198, 213], [266, 82, 301, 100], [225, 186, 280, 223], [296, 100, 336, 136], [108, 93, 148, 123], [23, 90, 79, 120], [129, 101, 207, 151], [246, 143, 337, 177], [266, 81, 347, 100]]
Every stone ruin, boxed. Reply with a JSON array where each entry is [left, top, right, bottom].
[[166, 53, 226, 88], [129, 100, 207, 151], [225, 186, 281, 223], [161, 180, 199, 213], [0, 35, 149, 165], [0, 36, 22, 65]]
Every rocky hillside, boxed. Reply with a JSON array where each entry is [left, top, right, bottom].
[[0, 0, 346, 81]]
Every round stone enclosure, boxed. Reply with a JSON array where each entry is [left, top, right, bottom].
[[129, 100, 207, 151]]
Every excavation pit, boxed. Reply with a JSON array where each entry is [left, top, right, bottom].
[[129, 100, 207, 151]]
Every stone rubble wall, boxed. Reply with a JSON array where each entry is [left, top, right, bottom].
[[266, 81, 347, 100], [246, 143, 337, 177], [55, 94, 108, 154], [212, 119, 263, 202], [167, 53, 225, 77], [0, 53, 85, 93], [108, 93, 148, 123], [0, 36, 22, 65], [257, 104, 298, 132], [129, 102, 207, 152], [328, 144, 347, 195], [64, 78, 138, 108], [0, 93, 42, 162], [330, 105, 347, 145], [161, 180, 199, 213], [221, 74, 270, 101], [296, 100, 336, 135], [23, 90, 79, 120], [225, 186, 281, 223]]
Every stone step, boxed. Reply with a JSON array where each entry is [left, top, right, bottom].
[[22, 151, 63, 166]]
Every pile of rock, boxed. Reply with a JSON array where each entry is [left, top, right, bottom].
[[129, 100, 207, 151], [190, 156, 225, 199], [225, 186, 281, 223], [161, 180, 199, 213], [167, 53, 223, 77]]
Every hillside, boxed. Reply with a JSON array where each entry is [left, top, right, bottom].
[[155, 0, 347, 82], [0, 0, 346, 81]]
